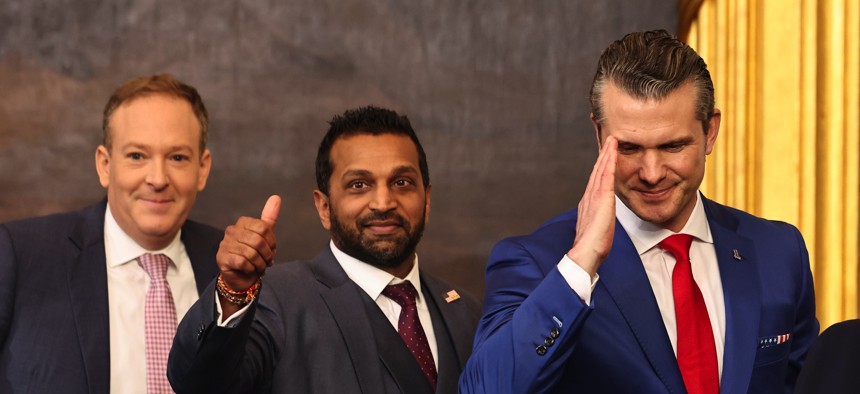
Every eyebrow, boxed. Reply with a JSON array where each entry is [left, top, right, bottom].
[[342, 165, 419, 179], [120, 143, 194, 152], [615, 136, 695, 147]]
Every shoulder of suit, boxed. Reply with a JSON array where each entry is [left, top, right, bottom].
[[1, 202, 100, 238], [704, 198, 801, 235], [181, 218, 224, 240]]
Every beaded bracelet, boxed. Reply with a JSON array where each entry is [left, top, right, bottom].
[[216, 274, 262, 306]]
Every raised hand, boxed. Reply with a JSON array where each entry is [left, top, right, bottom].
[[216, 195, 281, 292], [566, 136, 617, 277]]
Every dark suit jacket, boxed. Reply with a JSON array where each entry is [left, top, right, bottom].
[[0, 200, 222, 393], [460, 196, 819, 394], [795, 319, 860, 393], [168, 247, 482, 394]]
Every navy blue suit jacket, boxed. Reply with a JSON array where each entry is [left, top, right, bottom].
[[0, 200, 222, 393], [460, 196, 818, 394]]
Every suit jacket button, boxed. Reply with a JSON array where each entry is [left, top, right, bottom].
[[544, 337, 555, 346], [536, 345, 547, 356], [550, 328, 560, 338]]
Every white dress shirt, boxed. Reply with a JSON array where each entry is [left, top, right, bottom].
[[331, 241, 439, 369], [104, 205, 200, 394], [558, 193, 726, 376]]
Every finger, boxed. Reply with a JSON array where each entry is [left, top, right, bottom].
[[234, 217, 278, 255], [261, 195, 282, 226], [226, 223, 276, 263], [595, 136, 617, 192], [218, 238, 270, 275]]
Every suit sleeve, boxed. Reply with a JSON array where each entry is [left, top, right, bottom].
[[459, 238, 593, 394], [167, 280, 283, 393], [784, 224, 819, 392], [0, 225, 15, 348]]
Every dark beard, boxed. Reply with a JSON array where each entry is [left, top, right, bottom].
[[329, 209, 425, 270]]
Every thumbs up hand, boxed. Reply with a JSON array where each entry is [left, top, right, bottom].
[[216, 195, 281, 293]]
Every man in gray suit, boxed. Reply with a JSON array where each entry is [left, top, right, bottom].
[[0, 74, 222, 393], [168, 106, 481, 394]]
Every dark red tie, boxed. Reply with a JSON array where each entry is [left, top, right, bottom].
[[382, 281, 437, 390], [659, 234, 719, 394]]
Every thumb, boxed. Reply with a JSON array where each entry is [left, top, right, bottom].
[[261, 195, 281, 226]]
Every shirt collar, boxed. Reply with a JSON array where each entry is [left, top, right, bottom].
[[104, 204, 184, 268], [329, 240, 423, 302], [615, 192, 713, 256]]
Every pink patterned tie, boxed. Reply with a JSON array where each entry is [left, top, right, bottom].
[[138, 253, 177, 394], [382, 281, 438, 390]]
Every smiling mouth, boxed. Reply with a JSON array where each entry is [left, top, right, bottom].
[[634, 187, 673, 201]]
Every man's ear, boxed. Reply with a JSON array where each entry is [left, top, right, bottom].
[[95, 145, 111, 189], [313, 190, 331, 230], [197, 148, 212, 191], [705, 109, 721, 155], [423, 184, 431, 223]]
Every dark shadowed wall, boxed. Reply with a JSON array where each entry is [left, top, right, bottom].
[[0, 1, 675, 298]]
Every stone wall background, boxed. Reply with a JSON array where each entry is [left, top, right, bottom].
[[0, 1, 675, 298]]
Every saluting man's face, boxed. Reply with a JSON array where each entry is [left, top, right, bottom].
[[596, 81, 719, 232]]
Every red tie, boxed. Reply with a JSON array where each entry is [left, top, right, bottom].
[[382, 281, 438, 390], [659, 234, 719, 394], [138, 253, 177, 394]]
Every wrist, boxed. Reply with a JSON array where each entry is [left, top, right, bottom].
[[216, 274, 262, 306]]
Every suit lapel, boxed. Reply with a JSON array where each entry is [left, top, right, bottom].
[[703, 199, 761, 394], [180, 221, 221, 294], [66, 201, 111, 393], [421, 273, 476, 372], [421, 273, 474, 389], [312, 249, 386, 394], [599, 221, 687, 394]]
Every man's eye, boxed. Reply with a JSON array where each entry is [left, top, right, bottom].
[[349, 181, 367, 189], [662, 144, 685, 153], [128, 152, 143, 160], [171, 154, 190, 161], [394, 179, 413, 187], [617, 145, 640, 154]]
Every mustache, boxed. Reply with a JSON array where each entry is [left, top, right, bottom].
[[358, 211, 406, 227]]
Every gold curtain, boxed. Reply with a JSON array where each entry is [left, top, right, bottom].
[[680, 0, 859, 331]]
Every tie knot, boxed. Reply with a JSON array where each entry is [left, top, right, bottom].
[[138, 253, 172, 280], [382, 281, 418, 307], [659, 233, 694, 262]]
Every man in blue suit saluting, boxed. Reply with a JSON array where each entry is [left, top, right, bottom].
[[460, 29, 818, 394]]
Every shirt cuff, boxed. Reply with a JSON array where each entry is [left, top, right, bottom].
[[215, 291, 254, 327], [557, 254, 600, 305]]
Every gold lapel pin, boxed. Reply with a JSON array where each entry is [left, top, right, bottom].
[[444, 290, 460, 303], [733, 249, 742, 261]]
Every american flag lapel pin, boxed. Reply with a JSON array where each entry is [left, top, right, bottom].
[[444, 290, 460, 303], [733, 249, 742, 261]]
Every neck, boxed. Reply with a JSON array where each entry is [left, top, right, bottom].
[[382, 257, 415, 279]]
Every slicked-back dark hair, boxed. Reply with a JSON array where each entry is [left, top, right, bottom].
[[589, 29, 715, 135], [315, 106, 430, 196]]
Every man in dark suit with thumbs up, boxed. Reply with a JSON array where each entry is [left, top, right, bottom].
[[169, 106, 481, 394]]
